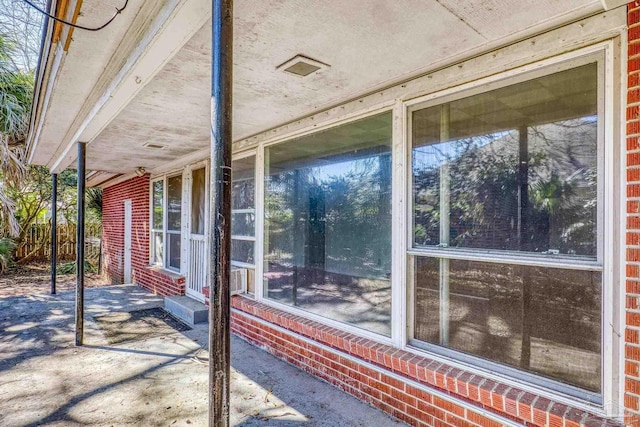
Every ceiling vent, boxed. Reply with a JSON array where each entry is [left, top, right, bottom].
[[277, 55, 329, 77], [143, 142, 167, 150]]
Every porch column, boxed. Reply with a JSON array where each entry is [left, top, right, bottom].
[[75, 142, 86, 346], [208, 0, 233, 426], [51, 173, 57, 295]]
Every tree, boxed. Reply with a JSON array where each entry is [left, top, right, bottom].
[[0, 35, 32, 237], [0, 0, 45, 71]]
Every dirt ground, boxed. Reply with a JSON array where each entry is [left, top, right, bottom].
[[0, 263, 110, 298], [0, 277, 404, 426]]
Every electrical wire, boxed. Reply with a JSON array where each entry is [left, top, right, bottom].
[[21, 0, 128, 32]]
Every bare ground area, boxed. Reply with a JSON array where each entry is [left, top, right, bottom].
[[0, 278, 404, 426], [0, 263, 110, 298]]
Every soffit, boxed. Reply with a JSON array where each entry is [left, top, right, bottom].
[[30, 0, 146, 166], [33, 0, 605, 174]]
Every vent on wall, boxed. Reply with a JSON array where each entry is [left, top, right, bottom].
[[277, 55, 329, 77], [143, 142, 167, 150]]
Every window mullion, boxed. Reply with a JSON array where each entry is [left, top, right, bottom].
[[439, 104, 451, 347]]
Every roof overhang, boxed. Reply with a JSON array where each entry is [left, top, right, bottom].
[[27, 0, 615, 179]]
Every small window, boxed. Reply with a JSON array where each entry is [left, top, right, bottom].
[[409, 60, 602, 396], [231, 155, 256, 293], [191, 167, 206, 235], [150, 174, 183, 271], [151, 180, 164, 265], [166, 175, 182, 270]]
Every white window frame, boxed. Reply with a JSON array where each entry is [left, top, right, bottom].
[[165, 172, 184, 272], [231, 150, 258, 295], [254, 105, 398, 345], [149, 177, 166, 267], [402, 42, 619, 412], [186, 160, 210, 238], [148, 171, 185, 273], [231, 150, 257, 269]]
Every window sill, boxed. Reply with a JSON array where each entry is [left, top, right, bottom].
[[144, 264, 185, 282]]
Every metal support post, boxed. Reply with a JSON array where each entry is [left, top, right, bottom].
[[51, 173, 57, 294], [75, 142, 86, 346], [209, 0, 233, 425]]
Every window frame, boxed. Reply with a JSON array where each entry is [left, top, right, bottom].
[[189, 163, 209, 237], [231, 151, 257, 269], [231, 150, 258, 290], [403, 45, 616, 407], [149, 176, 167, 267], [252, 106, 399, 346], [149, 172, 184, 272]]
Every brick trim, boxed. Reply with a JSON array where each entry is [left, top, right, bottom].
[[231, 296, 623, 427]]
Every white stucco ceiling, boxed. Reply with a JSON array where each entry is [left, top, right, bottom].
[[29, 0, 605, 175]]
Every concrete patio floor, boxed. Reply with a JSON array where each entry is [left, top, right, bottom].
[[0, 284, 405, 426]]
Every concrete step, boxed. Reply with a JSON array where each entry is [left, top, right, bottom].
[[164, 295, 208, 325]]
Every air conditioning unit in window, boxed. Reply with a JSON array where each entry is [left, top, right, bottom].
[[230, 268, 247, 295]]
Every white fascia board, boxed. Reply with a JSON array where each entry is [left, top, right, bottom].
[[600, 0, 628, 10], [49, 0, 211, 173], [26, 2, 58, 166], [28, 44, 65, 165]]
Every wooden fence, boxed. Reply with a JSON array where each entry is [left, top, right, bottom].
[[16, 223, 102, 262]]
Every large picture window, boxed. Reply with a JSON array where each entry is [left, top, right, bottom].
[[410, 60, 602, 396], [264, 112, 393, 336]]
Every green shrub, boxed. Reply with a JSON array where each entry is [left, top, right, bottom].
[[0, 237, 16, 273], [58, 260, 96, 274]]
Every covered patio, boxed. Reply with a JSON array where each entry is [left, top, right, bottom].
[[0, 283, 403, 426], [24, 0, 637, 425]]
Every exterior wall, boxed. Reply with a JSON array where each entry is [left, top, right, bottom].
[[102, 175, 185, 296], [231, 297, 621, 427], [627, 1, 640, 422], [227, 8, 637, 427], [115, 5, 637, 426]]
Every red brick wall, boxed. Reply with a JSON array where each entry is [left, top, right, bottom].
[[228, 12, 640, 425], [627, 2, 640, 423], [231, 297, 622, 427], [102, 175, 185, 296]]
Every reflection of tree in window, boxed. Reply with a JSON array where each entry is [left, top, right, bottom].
[[411, 62, 602, 394], [412, 64, 598, 256], [265, 113, 393, 336]]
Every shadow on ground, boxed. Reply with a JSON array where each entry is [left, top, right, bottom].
[[0, 285, 403, 426]]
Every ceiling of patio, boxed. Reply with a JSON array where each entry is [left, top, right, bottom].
[[30, 0, 606, 176]]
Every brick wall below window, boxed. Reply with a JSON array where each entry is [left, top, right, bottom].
[[231, 296, 624, 427], [102, 175, 184, 296]]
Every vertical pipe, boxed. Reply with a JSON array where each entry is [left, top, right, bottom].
[[75, 142, 86, 347], [209, 0, 233, 426], [439, 104, 451, 346], [51, 173, 58, 295]]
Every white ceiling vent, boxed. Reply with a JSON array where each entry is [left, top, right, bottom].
[[277, 55, 329, 77], [143, 142, 167, 150]]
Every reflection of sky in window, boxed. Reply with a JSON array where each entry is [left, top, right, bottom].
[[311, 156, 380, 183], [580, 115, 597, 123], [413, 130, 514, 171]]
